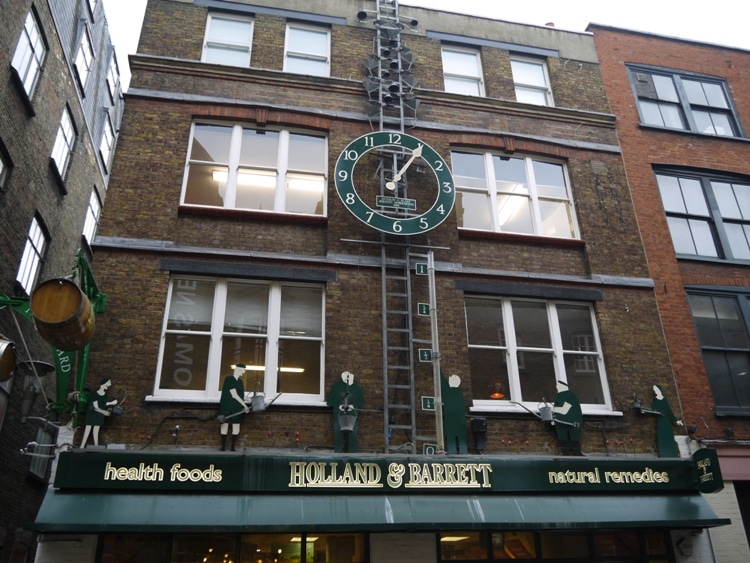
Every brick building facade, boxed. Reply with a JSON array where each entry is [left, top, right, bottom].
[[591, 24, 750, 561], [0, 0, 123, 561], [26, 1, 728, 562]]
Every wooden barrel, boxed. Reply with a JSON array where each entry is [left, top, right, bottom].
[[0, 337, 15, 382], [30, 279, 95, 351]]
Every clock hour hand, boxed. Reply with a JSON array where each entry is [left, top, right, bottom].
[[385, 144, 423, 191]]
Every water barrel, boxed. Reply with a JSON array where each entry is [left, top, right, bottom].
[[0, 337, 16, 382], [30, 279, 95, 351]]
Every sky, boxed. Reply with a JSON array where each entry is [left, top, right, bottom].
[[102, 0, 750, 92]]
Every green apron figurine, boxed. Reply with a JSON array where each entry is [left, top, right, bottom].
[[80, 378, 118, 448], [326, 371, 364, 452], [220, 364, 249, 451], [652, 384, 684, 457], [552, 380, 583, 456], [441, 374, 468, 454]]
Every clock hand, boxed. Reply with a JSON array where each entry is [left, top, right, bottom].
[[385, 144, 423, 191]]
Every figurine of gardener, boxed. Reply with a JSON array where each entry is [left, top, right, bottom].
[[441, 374, 468, 454], [651, 384, 683, 457], [220, 364, 249, 451], [80, 378, 118, 448], [552, 380, 583, 455], [326, 371, 364, 452]]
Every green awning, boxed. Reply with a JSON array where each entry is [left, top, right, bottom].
[[30, 491, 729, 533]]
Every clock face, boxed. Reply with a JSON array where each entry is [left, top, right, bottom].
[[334, 131, 455, 235]]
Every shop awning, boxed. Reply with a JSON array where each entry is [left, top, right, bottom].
[[30, 491, 729, 533]]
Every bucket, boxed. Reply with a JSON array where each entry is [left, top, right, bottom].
[[539, 404, 554, 422], [251, 393, 266, 412], [339, 412, 357, 433], [30, 279, 95, 351], [0, 338, 16, 382]]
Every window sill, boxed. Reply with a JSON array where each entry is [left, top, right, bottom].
[[639, 123, 750, 142], [178, 205, 328, 226], [714, 406, 750, 417], [49, 158, 68, 195], [458, 228, 585, 248], [144, 394, 327, 409], [470, 403, 622, 418], [9, 66, 36, 117]]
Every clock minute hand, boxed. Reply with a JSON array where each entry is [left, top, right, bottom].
[[386, 144, 423, 191]]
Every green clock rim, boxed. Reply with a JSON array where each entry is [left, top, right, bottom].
[[334, 132, 455, 235]]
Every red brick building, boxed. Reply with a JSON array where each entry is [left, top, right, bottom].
[[591, 24, 750, 560]]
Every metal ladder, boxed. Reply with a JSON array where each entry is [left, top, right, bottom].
[[360, 0, 434, 453]]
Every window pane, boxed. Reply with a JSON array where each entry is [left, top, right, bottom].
[[640, 100, 665, 126], [205, 44, 249, 66], [280, 286, 322, 337], [208, 17, 251, 46], [172, 534, 237, 562], [653, 74, 678, 102], [453, 152, 487, 189], [442, 50, 480, 76], [511, 60, 546, 87], [683, 79, 708, 105], [286, 56, 327, 76], [492, 532, 536, 559], [241, 534, 301, 563], [288, 27, 328, 55], [496, 194, 533, 233], [444, 76, 481, 96], [225, 283, 268, 334], [512, 301, 551, 349], [518, 351, 556, 407], [219, 336, 266, 391], [694, 110, 716, 134], [540, 531, 590, 558], [515, 87, 548, 105], [166, 279, 215, 331], [288, 134, 326, 172], [466, 298, 505, 346], [470, 348, 510, 400], [494, 157, 527, 192], [234, 168, 276, 210], [184, 164, 227, 206], [532, 161, 566, 197], [593, 530, 639, 556], [159, 334, 210, 391], [304, 533, 365, 563], [539, 199, 573, 238], [681, 178, 709, 215], [713, 181, 741, 219], [711, 111, 734, 136], [725, 223, 750, 260], [456, 190, 491, 229], [191, 125, 232, 163], [439, 532, 486, 560], [277, 339, 321, 394], [666, 216, 697, 254], [286, 173, 325, 215], [703, 350, 750, 408], [657, 175, 685, 213], [240, 129, 279, 167], [661, 103, 686, 129], [690, 219, 718, 257], [704, 82, 729, 108]]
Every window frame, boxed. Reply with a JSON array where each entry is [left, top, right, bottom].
[[16, 216, 48, 295], [83, 189, 102, 243], [656, 169, 750, 262], [283, 23, 330, 77], [441, 46, 485, 97], [11, 9, 47, 100], [50, 106, 76, 180], [451, 150, 579, 238], [688, 289, 750, 416], [511, 56, 554, 107], [106, 51, 120, 102], [628, 65, 742, 137], [181, 122, 328, 216], [201, 13, 254, 67], [99, 114, 116, 172], [74, 23, 95, 91], [0, 140, 12, 190], [153, 276, 326, 405], [465, 295, 613, 415]]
